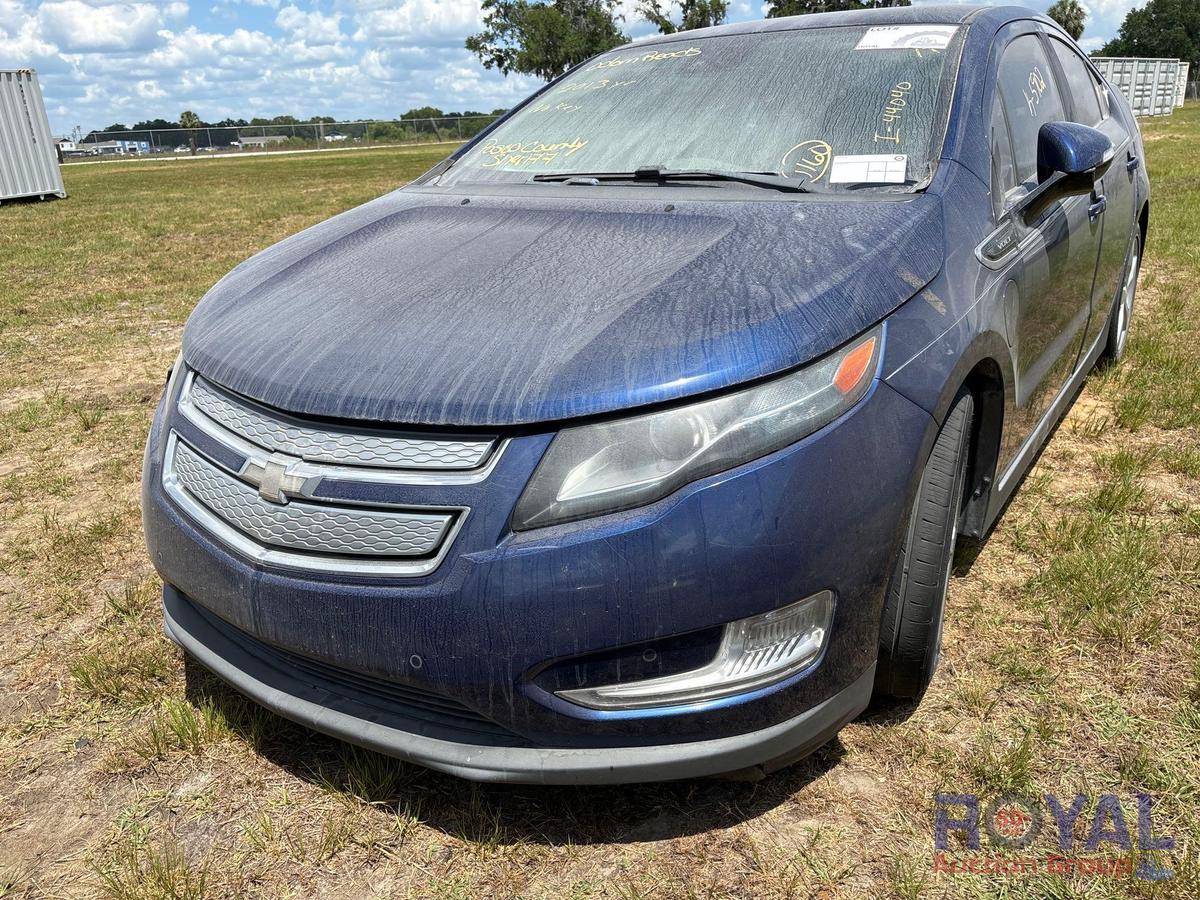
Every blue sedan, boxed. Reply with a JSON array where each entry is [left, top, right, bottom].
[[142, 4, 1149, 783]]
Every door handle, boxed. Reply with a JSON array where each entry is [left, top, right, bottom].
[[1089, 195, 1107, 220], [1126, 154, 1139, 173]]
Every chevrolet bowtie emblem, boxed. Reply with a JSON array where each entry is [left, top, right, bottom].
[[244, 452, 307, 504]]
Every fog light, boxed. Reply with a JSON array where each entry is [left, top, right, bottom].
[[557, 591, 833, 710]]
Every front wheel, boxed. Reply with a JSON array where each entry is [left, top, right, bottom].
[[874, 389, 974, 700]]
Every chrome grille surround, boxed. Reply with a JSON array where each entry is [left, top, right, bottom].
[[187, 375, 495, 470], [163, 370, 488, 577], [171, 442, 453, 557]]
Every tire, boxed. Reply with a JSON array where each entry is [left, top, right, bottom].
[[874, 389, 974, 700], [1099, 232, 1140, 367]]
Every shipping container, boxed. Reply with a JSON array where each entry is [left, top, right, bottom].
[[1176, 63, 1190, 108], [0, 68, 66, 204], [1091, 57, 1180, 117]]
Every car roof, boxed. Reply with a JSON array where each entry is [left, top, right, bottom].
[[630, 5, 1043, 45]]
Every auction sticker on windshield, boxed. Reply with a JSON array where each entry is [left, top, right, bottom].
[[855, 25, 957, 51], [828, 154, 908, 184]]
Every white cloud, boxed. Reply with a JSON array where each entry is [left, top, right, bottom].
[[0, 0, 28, 34], [353, 0, 481, 45], [36, 1, 166, 52], [145, 25, 275, 69], [360, 46, 390, 80], [135, 78, 164, 98], [0, 2, 57, 60], [275, 4, 341, 44]]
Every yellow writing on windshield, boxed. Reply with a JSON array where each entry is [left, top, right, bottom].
[[554, 78, 639, 94], [587, 47, 702, 71], [476, 137, 589, 169], [874, 80, 912, 145], [529, 101, 583, 114], [780, 140, 832, 182]]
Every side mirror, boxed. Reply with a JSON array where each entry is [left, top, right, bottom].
[[1037, 121, 1114, 183], [1017, 122, 1114, 226]]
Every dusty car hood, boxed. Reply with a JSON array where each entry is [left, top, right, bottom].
[[182, 188, 943, 427]]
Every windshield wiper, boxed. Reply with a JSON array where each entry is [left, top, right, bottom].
[[531, 166, 811, 193]]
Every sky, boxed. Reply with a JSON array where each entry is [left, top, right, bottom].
[[0, 0, 1140, 136]]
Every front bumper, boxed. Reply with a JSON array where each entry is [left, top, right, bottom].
[[165, 585, 875, 783], [144, 376, 933, 781]]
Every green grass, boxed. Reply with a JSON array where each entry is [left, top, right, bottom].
[[94, 836, 209, 900], [1, 116, 1200, 899]]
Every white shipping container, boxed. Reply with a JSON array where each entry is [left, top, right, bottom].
[[1091, 57, 1180, 117], [1176, 63, 1189, 108], [0, 68, 66, 204]]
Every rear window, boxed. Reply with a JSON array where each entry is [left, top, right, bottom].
[[1049, 37, 1103, 127], [443, 25, 965, 193]]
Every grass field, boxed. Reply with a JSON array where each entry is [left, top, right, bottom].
[[1, 114, 1198, 899]]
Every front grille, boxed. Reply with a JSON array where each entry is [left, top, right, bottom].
[[188, 597, 529, 747], [188, 377, 494, 469], [172, 442, 454, 556], [164, 370, 490, 577]]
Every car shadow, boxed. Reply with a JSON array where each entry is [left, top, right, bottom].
[[953, 367, 1090, 579], [184, 657, 846, 846]]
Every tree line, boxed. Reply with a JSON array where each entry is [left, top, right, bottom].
[[1049, 0, 1198, 67], [84, 107, 510, 145], [1098, 0, 1199, 69]]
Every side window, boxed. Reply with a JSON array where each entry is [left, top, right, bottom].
[[990, 93, 1017, 217], [1049, 38, 1103, 126], [996, 35, 1066, 189]]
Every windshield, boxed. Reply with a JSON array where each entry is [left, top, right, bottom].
[[442, 24, 964, 193]]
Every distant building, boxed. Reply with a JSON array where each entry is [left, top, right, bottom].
[[239, 135, 288, 149], [87, 139, 151, 155]]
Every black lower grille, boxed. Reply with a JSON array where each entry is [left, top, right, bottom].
[[190, 601, 528, 747]]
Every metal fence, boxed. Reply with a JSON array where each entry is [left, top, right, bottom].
[[63, 115, 501, 159]]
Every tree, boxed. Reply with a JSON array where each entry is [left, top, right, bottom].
[[1098, 0, 1200, 69], [179, 110, 201, 130], [1047, 0, 1086, 40], [401, 106, 446, 120], [767, 0, 909, 15], [466, 0, 628, 81], [638, 0, 727, 34]]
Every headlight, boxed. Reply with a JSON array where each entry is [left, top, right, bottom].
[[512, 325, 882, 530]]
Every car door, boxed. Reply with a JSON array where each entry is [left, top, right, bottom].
[[1046, 34, 1136, 353], [987, 29, 1103, 467]]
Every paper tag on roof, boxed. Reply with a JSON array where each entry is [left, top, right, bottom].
[[854, 25, 957, 51]]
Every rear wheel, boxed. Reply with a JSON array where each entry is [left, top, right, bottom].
[[1100, 233, 1140, 366], [874, 389, 974, 700]]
